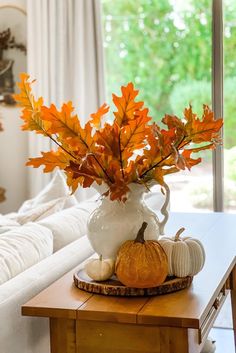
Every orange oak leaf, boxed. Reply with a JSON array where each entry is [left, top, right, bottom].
[[82, 154, 111, 184], [14, 73, 47, 135], [183, 105, 223, 144], [123, 160, 138, 184], [181, 149, 201, 170], [92, 152, 114, 183], [41, 103, 94, 154], [146, 127, 176, 163], [162, 166, 179, 176], [113, 82, 144, 126], [144, 133, 160, 163], [106, 159, 124, 183], [162, 114, 185, 137], [109, 181, 130, 202], [66, 157, 105, 192], [41, 102, 77, 138], [66, 164, 95, 190], [121, 110, 150, 152], [95, 123, 120, 159], [65, 172, 84, 194], [26, 150, 71, 173], [136, 156, 152, 180], [90, 103, 109, 129], [152, 167, 165, 185], [161, 114, 186, 153]]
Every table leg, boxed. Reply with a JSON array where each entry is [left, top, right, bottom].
[[50, 318, 76, 353]]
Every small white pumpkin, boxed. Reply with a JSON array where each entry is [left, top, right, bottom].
[[85, 255, 115, 281], [159, 228, 205, 277], [201, 337, 216, 353]]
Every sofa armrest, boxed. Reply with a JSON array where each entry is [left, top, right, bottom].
[[0, 235, 94, 353]]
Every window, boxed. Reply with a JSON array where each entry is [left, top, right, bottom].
[[102, 0, 229, 212], [224, 0, 236, 211]]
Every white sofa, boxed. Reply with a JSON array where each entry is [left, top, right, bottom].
[[0, 172, 100, 353], [0, 234, 94, 353]]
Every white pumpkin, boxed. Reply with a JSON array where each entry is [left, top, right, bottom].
[[201, 337, 216, 353], [85, 255, 115, 281], [159, 228, 205, 277]]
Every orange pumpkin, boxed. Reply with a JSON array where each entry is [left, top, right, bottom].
[[115, 222, 168, 288]]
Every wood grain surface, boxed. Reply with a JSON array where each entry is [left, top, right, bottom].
[[22, 267, 92, 319], [76, 320, 193, 353], [50, 318, 76, 353], [77, 294, 149, 323]]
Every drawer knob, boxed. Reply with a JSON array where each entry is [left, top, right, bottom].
[[213, 298, 220, 310]]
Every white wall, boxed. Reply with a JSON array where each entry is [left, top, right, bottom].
[[0, 106, 28, 213], [0, 0, 27, 213]]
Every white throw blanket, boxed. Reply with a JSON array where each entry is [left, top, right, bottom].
[[0, 213, 20, 234]]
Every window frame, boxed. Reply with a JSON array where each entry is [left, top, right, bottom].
[[212, 0, 224, 211]]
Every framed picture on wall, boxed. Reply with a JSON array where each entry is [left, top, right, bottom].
[[0, 5, 26, 100]]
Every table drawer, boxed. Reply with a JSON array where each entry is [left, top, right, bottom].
[[199, 286, 229, 343]]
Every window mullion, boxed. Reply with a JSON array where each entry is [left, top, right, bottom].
[[212, 0, 224, 212]]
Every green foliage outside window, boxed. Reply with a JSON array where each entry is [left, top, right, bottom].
[[102, 0, 236, 148], [170, 78, 236, 149], [102, 0, 212, 117], [102, 0, 236, 208]]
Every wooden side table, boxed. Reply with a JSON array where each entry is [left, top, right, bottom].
[[22, 212, 236, 353]]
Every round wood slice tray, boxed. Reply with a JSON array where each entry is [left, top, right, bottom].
[[73, 270, 193, 297]]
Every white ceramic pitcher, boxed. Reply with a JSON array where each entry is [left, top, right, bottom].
[[87, 182, 170, 259]]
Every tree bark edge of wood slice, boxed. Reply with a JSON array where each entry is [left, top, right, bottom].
[[73, 269, 193, 297]]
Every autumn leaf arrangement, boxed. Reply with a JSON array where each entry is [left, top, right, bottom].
[[14, 73, 223, 202]]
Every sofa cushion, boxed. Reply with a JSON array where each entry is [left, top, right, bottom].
[[16, 197, 66, 225], [38, 198, 98, 252], [0, 223, 53, 285], [0, 214, 20, 234], [0, 172, 75, 230], [18, 170, 78, 214], [37, 208, 88, 252]]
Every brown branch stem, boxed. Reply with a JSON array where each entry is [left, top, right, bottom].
[[118, 131, 125, 179], [45, 132, 77, 160], [140, 135, 188, 179], [89, 154, 114, 184]]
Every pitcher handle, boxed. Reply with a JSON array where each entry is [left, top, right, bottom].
[[159, 182, 170, 235]]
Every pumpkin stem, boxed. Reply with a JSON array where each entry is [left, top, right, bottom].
[[99, 254, 103, 261], [135, 222, 148, 244], [174, 227, 185, 241]]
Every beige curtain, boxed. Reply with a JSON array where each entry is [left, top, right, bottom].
[[27, 0, 105, 198]]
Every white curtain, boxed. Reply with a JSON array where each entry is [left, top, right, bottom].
[[27, 0, 105, 199]]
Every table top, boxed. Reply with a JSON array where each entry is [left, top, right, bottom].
[[22, 212, 236, 329]]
